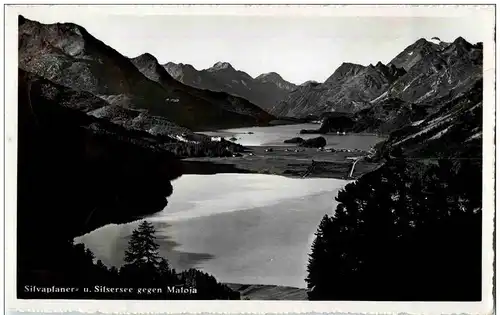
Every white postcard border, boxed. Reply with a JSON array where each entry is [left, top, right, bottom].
[[4, 4, 496, 314]]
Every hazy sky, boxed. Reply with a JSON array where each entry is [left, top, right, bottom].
[[14, 6, 493, 84]]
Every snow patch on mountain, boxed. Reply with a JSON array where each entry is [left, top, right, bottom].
[[370, 91, 388, 103], [466, 132, 482, 142], [429, 126, 451, 140], [430, 37, 442, 45]]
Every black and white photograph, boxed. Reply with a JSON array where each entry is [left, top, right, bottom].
[[4, 3, 495, 313]]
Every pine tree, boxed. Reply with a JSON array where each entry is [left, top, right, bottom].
[[306, 215, 333, 300], [95, 259, 108, 271], [124, 221, 163, 271], [121, 220, 173, 287]]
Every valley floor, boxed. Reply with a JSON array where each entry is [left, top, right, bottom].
[[183, 145, 382, 179]]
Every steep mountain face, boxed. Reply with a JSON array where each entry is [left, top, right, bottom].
[[273, 37, 482, 134], [163, 61, 297, 111], [386, 37, 482, 104], [272, 62, 406, 117], [351, 37, 483, 135], [17, 57, 198, 139], [376, 79, 482, 159], [255, 72, 297, 91], [18, 16, 274, 130], [388, 38, 443, 71]]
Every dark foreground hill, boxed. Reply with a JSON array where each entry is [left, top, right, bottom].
[[17, 68, 238, 299], [17, 68, 182, 257], [18, 15, 274, 131]]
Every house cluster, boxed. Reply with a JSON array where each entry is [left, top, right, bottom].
[[165, 98, 180, 103]]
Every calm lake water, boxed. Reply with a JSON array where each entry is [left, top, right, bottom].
[[77, 174, 348, 288], [76, 124, 383, 288], [201, 123, 385, 150]]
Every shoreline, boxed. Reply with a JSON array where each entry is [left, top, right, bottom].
[[182, 145, 383, 180]]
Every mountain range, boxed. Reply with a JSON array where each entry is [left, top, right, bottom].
[[164, 61, 298, 111], [17, 14, 483, 159], [18, 15, 275, 132], [271, 62, 407, 117], [271, 37, 482, 120]]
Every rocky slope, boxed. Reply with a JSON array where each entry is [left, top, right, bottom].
[[164, 61, 297, 111], [375, 79, 482, 159], [16, 56, 200, 139], [272, 37, 481, 121], [385, 37, 482, 104], [388, 37, 444, 71], [272, 62, 406, 117], [353, 37, 483, 137], [18, 15, 274, 131], [274, 37, 482, 154]]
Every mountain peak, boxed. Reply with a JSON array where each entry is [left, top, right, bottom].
[[165, 61, 177, 67], [209, 61, 234, 71], [133, 53, 158, 63], [324, 62, 365, 84], [254, 72, 297, 91], [453, 36, 472, 47], [429, 37, 442, 45], [300, 80, 320, 86], [415, 38, 430, 46], [20, 16, 95, 47], [256, 72, 283, 81], [19, 14, 27, 25], [388, 37, 444, 71], [340, 62, 365, 68]]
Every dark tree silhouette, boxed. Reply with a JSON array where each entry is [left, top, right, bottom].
[[118, 220, 239, 300], [124, 221, 162, 268], [120, 221, 175, 288], [306, 158, 482, 301]]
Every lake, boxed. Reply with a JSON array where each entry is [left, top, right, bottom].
[[201, 123, 384, 150], [76, 124, 383, 289], [76, 174, 349, 288]]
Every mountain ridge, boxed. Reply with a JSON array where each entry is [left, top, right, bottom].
[[271, 37, 481, 121], [163, 61, 298, 111], [131, 53, 275, 126], [271, 60, 407, 117], [18, 15, 274, 131]]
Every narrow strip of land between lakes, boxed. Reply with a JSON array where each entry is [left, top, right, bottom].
[[182, 145, 383, 180]]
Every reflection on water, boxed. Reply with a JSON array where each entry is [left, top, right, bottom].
[[76, 220, 215, 271], [77, 174, 349, 288]]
